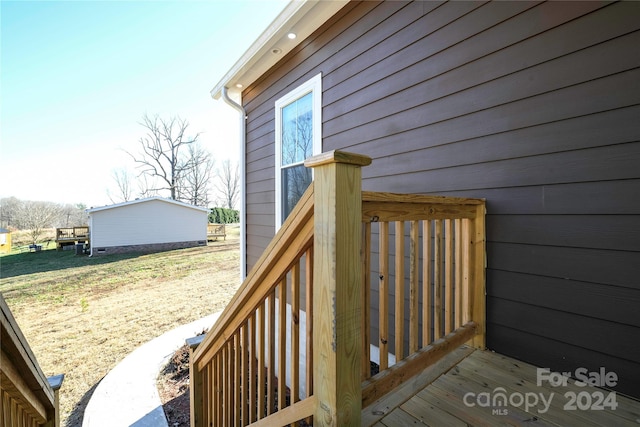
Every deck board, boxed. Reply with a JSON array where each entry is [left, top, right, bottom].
[[401, 394, 469, 426], [427, 369, 565, 426], [471, 350, 640, 424], [364, 347, 640, 426], [459, 353, 624, 427], [362, 345, 474, 425]]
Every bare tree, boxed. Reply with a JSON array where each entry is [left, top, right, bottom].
[[0, 197, 21, 228], [58, 204, 88, 227], [214, 159, 240, 209], [127, 114, 200, 200], [179, 142, 214, 207], [107, 168, 134, 203], [17, 201, 61, 244], [137, 174, 159, 199]]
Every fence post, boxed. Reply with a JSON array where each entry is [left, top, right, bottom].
[[47, 374, 64, 427], [305, 150, 372, 426], [471, 202, 486, 349], [187, 335, 206, 427]]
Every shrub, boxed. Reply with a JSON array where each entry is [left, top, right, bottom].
[[208, 207, 239, 224]]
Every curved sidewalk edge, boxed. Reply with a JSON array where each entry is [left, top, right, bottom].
[[82, 312, 221, 427]]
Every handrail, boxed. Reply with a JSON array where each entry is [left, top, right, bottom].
[[193, 185, 314, 368], [191, 184, 315, 426]]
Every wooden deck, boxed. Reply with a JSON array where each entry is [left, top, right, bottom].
[[55, 226, 89, 250], [364, 346, 640, 427], [190, 151, 488, 426], [189, 151, 640, 426], [207, 223, 226, 241]]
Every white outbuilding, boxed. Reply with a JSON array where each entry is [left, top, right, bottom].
[[86, 197, 209, 256]]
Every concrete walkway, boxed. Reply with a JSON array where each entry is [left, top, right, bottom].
[[83, 312, 221, 427]]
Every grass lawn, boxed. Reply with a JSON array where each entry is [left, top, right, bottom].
[[0, 228, 240, 427]]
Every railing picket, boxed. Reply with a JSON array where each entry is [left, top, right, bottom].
[[291, 262, 300, 411], [217, 353, 223, 427], [212, 356, 217, 426], [220, 343, 225, 426], [362, 222, 372, 380], [395, 221, 405, 361], [230, 341, 234, 426], [198, 363, 205, 426], [409, 220, 419, 354], [257, 303, 266, 420], [455, 218, 462, 329], [305, 247, 314, 426], [249, 312, 257, 423], [461, 218, 471, 325], [434, 220, 443, 340], [210, 359, 214, 426], [204, 363, 211, 426], [422, 220, 431, 347], [234, 332, 241, 426], [379, 221, 389, 370], [267, 291, 276, 416], [278, 279, 287, 411], [445, 219, 453, 335], [209, 362, 214, 426], [241, 321, 249, 425]]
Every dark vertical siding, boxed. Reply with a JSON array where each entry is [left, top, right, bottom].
[[242, 0, 640, 397]]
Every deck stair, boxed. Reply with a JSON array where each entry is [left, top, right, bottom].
[[190, 150, 487, 426]]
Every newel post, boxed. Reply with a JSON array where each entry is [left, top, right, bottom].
[[471, 202, 486, 349], [187, 335, 205, 427], [305, 150, 372, 426]]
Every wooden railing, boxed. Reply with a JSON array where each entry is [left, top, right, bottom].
[[191, 183, 316, 426], [359, 191, 485, 407], [207, 223, 227, 241], [1, 295, 64, 427], [55, 227, 89, 241], [55, 226, 89, 250], [190, 151, 485, 426]]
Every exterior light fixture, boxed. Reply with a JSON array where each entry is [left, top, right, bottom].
[[272, 48, 282, 54], [287, 32, 296, 39], [236, 83, 243, 88]]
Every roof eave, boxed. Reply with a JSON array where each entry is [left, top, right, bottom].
[[87, 197, 209, 213], [210, 0, 349, 100]]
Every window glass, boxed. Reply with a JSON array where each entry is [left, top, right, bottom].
[[281, 92, 313, 166], [282, 164, 312, 218], [275, 74, 321, 227]]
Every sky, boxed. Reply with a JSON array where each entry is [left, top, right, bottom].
[[1, 0, 289, 208]]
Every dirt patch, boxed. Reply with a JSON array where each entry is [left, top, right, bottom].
[[157, 343, 192, 427]]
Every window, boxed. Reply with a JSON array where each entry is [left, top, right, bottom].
[[275, 73, 322, 227]]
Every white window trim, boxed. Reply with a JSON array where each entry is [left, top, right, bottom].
[[274, 72, 322, 229]]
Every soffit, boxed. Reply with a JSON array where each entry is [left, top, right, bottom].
[[210, 0, 348, 100]]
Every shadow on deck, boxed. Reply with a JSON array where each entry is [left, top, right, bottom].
[[364, 346, 640, 427]]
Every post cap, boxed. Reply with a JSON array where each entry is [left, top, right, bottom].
[[304, 150, 372, 168], [47, 374, 65, 391]]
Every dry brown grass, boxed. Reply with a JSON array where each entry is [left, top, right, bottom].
[[1, 232, 240, 427]]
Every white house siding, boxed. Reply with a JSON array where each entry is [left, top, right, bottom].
[[89, 198, 208, 255]]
